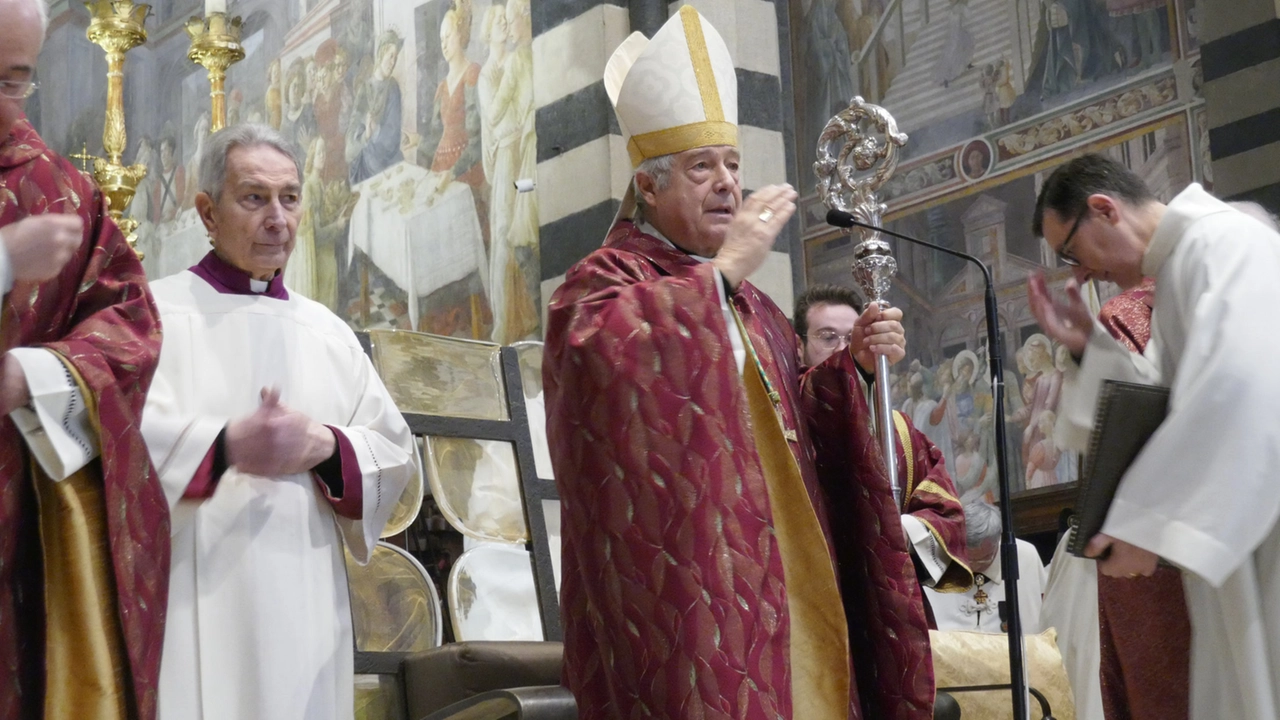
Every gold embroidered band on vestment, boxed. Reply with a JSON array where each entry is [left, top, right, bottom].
[[739, 326, 850, 719]]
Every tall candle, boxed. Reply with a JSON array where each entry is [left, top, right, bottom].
[[205, 0, 226, 14]]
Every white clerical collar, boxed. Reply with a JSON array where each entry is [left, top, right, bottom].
[[1142, 183, 1226, 278], [640, 221, 715, 263], [249, 278, 269, 293]]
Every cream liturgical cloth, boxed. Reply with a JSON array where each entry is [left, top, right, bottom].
[[1056, 185, 1280, 720], [141, 268, 414, 720]]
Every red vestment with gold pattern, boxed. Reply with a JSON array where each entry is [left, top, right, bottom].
[[1095, 278, 1191, 720], [0, 120, 166, 720], [544, 221, 934, 720]]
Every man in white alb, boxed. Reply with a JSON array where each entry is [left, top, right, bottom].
[[1028, 153, 1280, 720], [141, 124, 415, 720]]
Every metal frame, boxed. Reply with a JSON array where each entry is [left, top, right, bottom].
[[355, 333, 563, 642]]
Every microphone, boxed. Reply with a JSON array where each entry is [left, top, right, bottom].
[[828, 207, 1031, 718]]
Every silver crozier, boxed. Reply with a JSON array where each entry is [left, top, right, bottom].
[[814, 96, 909, 507]]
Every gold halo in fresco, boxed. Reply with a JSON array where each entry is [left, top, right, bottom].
[[346, 542, 443, 653], [381, 437, 425, 538]]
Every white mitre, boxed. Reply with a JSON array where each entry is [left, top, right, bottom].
[[605, 5, 738, 168]]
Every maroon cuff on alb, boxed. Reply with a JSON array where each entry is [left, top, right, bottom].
[[183, 429, 229, 500], [312, 426, 363, 519]]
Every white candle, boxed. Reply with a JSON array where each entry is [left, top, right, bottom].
[[205, 0, 227, 14]]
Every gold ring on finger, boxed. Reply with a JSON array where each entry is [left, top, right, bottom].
[[758, 207, 775, 223]]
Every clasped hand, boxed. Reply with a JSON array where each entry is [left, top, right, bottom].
[[851, 302, 906, 372], [225, 388, 335, 477]]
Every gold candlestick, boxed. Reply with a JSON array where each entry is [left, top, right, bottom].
[[185, 12, 244, 133], [85, 0, 150, 256]]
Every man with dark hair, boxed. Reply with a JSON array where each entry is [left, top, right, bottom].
[[794, 284, 972, 623], [1027, 152, 1280, 719]]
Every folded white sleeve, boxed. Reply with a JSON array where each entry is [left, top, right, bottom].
[[6, 347, 98, 481]]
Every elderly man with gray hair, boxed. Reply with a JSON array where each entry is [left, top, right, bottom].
[[140, 124, 414, 720], [925, 500, 1048, 634]]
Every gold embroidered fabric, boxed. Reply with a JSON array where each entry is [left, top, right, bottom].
[[36, 356, 129, 720], [626, 121, 739, 166], [931, 628, 1077, 720], [679, 5, 724, 124], [744, 366, 850, 719], [35, 466, 129, 720]]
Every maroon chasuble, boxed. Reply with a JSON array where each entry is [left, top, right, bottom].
[[1096, 278, 1192, 720], [544, 221, 933, 720], [0, 120, 166, 719]]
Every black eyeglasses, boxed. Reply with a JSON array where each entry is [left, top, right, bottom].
[[1056, 211, 1087, 267]]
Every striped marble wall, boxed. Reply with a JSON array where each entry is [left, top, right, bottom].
[[1200, 0, 1280, 211]]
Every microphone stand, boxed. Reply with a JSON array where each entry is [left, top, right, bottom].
[[828, 208, 1030, 720]]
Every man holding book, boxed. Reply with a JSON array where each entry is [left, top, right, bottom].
[[1026, 153, 1280, 720]]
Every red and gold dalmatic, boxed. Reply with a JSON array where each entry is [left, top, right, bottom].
[[544, 221, 935, 720], [0, 120, 166, 720], [1096, 278, 1191, 720]]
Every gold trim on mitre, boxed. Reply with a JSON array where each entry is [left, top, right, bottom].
[[680, 5, 724, 124], [627, 121, 739, 167]]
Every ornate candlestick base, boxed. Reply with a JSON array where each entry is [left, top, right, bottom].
[[186, 13, 245, 133], [86, 0, 151, 257]]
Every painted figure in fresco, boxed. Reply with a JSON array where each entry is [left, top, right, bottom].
[[417, 8, 484, 200], [182, 112, 211, 211], [290, 135, 356, 310], [282, 58, 316, 153], [1107, 0, 1167, 69], [837, 0, 891, 101], [313, 39, 351, 185], [478, 4, 507, 185], [1011, 333, 1060, 481], [801, 0, 857, 166], [130, 135, 154, 225], [266, 58, 283, 130], [1037, 0, 1116, 100], [1025, 409, 1061, 488], [904, 371, 956, 480], [154, 134, 184, 224], [347, 30, 404, 185], [933, 0, 975, 88], [484, 0, 541, 343]]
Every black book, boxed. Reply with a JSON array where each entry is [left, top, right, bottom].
[[1068, 380, 1170, 558]]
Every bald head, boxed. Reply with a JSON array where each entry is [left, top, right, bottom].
[[0, 0, 45, 140], [0, 0, 46, 34]]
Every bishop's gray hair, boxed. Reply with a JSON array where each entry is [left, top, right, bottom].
[[964, 500, 1003, 548], [198, 124, 303, 202], [632, 153, 675, 220]]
